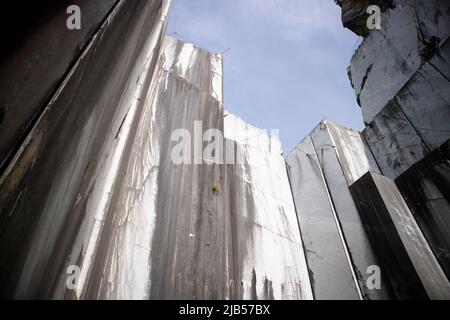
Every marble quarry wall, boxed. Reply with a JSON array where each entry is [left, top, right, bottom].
[[80, 36, 313, 300], [286, 121, 450, 300], [0, 1, 313, 300], [0, 0, 171, 299], [345, 0, 450, 291]]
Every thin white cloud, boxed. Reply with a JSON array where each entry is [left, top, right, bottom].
[[239, 0, 342, 41], [168, 0, 230, 51], [169, 0, 342, 47]]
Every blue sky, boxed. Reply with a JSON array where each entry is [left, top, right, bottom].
[[167, 0, 364, 153]]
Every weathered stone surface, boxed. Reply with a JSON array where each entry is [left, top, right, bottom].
[[347, 0, 450, 123], [363, 101, 430, 179], [372, 172, 450, 300], [224, 113, 312, 300], [341, 0, 450, 299], [361, 47, 450, 179], [0, 0, 447, 301], [0, 0, 169, 299], [160, 36, 223, 102], [398, 0, 450, 43], [0, 0, 117, 170], [68, 36, 311, 300], [396, 139, 450, 282], [350, 172, 428, 299], [310, 121, 388, 299], [288, 118, 450, 299], [286, 133, 360, 300], [349, 5, 422, 122], [394, 61, 450, 151], [0, 1, 314, 299]]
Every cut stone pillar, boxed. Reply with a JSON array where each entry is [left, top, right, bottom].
[[350, 172, 450, 299]]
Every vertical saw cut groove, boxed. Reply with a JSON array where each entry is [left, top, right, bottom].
[[309, 134, 364, 300], [284, 159, 315, 299]]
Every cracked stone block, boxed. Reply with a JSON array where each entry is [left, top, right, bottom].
[[362, 40, 450, 178], [349, 6, 423, 122], [393, 59, 450, 151], [348, 0, 450, 123], [363, 101, 429, 179]]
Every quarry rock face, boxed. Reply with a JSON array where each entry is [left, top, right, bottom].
[[223, 112, 313, 300], [0, 0, 118, 170], [347, 0, 450, 285], [395, 141, 450, 281], [0, 0, 449, 300], [286, 120, 450, 299], [345, 0, 450, 124], [81, 36, 313, 300], [0, 1, 313, 300], [321, 0, 450, 299], [0, 0, 171, 299], [82, 35, 228, 299]]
